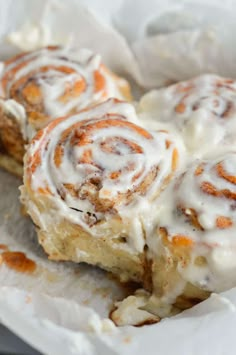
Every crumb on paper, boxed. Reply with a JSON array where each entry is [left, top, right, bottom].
[[87, 314, 116, 334], [25, 294, 32, 304], [111, 290, 160, 326], [6, 22, 53, 52], [82, 299, 91, 306], [44, 269, 60, 283], [123, 336, 132, 344], [92, 286, 111, 298]]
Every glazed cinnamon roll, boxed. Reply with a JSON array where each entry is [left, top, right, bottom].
[[112, 151, 236, 325], [147, 151, 236, 316], [138, 74, 236, 156], [0, 46, 131, 175], [21, 99, 183, 284]]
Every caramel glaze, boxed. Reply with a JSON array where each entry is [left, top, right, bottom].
[[1, 251, 36, 274]]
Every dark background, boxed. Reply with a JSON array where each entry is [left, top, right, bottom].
[[0, 324, 41, 355]]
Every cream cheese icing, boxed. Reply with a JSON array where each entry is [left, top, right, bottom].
[[111, 75, 236, 324], [21, 70, 236, 325], [138, 74, 236, 157], [138, 152, 236, 317], [7, 23, 52, 52], [113, 152, 236, 324], [22, 99, 184, 254], [0, 46, 130, 141], [165, 153, 236, 282]]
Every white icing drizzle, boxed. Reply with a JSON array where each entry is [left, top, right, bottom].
[[23, 99, 182, 253], [138, 74, 236, 157], [114, 150, 236, 323], [154, 152, 236, 296], [0, 46, 129, 140]]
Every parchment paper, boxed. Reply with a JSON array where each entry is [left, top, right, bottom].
[[1, 1, 236, 354]]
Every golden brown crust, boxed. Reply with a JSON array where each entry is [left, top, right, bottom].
[[0, 106, 25, 163], [39, 227, 146, 283], [25, 191, 146, 283], [150, 227, 210, 311]]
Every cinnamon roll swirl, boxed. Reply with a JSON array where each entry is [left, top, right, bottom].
[[0, 46, 131, 174], [148, 152, 236, 316], [21, 99, 182, 284], [139, 74, 236, 156]]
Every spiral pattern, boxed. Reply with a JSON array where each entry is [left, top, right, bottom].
[[0, 46, 131, 136], [183, 154, 236, 231], [139, 74, 236, 155], [173, 75, 236, 119], [148, 152, 236, 312], [24, 99, 180, 238], [159, 153, 236, 248]]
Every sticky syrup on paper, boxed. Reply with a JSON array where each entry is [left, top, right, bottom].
[[1, 251, 36, 274]]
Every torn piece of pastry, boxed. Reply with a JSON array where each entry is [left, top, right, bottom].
[[21, 99, 184, 285], [113, 152, 236, 324], [138, 74, 236, 156], [111, 289, 160, 326], [0, 46, 131, 175]]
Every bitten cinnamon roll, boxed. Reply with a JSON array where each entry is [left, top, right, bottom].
[[138, 74, 236, 156], [147, 151, 236, 317], [21, 99, 183, 284], [0, 46, 131, 175]]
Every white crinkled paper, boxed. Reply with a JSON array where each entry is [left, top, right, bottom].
[[114, 0, 236, 87], [4, 0, 236, 88], [1, 0, 236, 354]]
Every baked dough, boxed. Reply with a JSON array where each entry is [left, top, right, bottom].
[[0, 46, 131, 174], [112, 151, 236, 324], [138, 74, 236, 156], [21, 99, 183, 284]]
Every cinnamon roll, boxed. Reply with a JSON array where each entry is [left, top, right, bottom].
[[138, 74, 236, 156], [0, 46, 131, 175], [148, 151, 236, 316], [21, 99, 183, 284]]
